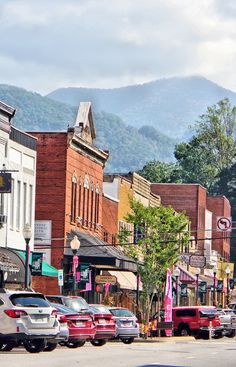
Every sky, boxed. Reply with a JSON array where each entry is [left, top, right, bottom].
[[0, 0, 236, 95]]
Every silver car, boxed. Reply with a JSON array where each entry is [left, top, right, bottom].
[[217, 308, 236, 337], [0, 289, 60, 353], [108, 307, 139, 344]]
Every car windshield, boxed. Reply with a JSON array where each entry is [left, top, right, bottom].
[[200, 309, 217, 318], [10, 294, 50, 307], [64, 297, 89, 312], [89, 305, 111, 314], [52, 303, 77, 314], [109, 308, 134, 317]]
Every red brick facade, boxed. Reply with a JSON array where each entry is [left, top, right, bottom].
[[151, 183, 231, 260], [30, 107, 108, 294], [102, 195, 118, 244], [207, 196, 231, 260]]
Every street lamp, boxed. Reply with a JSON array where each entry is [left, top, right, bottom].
[[212, 266, 217, 306], [225, 265, 231, 306], [23, 223, 32, 289], [70, 235, 80, 294], [195, 268, 200, 305], [173, 267, 181, 306]]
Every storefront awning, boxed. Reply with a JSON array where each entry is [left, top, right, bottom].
[[64, 231, 138, 272], [178, 265, 196, 284], [17, 251, 58, 277], [108, 271, 142, 291]]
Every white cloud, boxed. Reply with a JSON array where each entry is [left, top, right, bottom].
[[0, 0, 236, 93]]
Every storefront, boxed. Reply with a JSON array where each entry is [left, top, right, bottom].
[[0, 247, 26, 288]]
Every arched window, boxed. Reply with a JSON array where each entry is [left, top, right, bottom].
[[94, 183, 100, 228], [70, 173, 77, 223], [90, 183, 94, 229], [82, 175, 90, 227]]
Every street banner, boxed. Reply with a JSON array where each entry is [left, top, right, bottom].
[[0, 173, 11, 193], [164, 268, 173, 336], [31, 253, 43, 276]]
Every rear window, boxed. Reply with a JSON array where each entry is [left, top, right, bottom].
[[199, 309, 216, 318], [90, 306, 111, 314], [175, 309, 196, 317], [109, 309, 134, 317], [53, 304, 77, 314], [10, 293, 50, 307], [64, 297, 89, 312]]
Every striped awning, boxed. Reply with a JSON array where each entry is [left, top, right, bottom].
[[178, 265, 196, 284]]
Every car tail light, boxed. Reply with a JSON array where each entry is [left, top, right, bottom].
[[4, 309, 27, 318], [51, 309, 58, 317], [59, 315, 68, 323]]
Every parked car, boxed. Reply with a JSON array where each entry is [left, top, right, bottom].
[[216, 309, 236, 338], [0, 289, 60, 353], [227, 302, 236, 313], [89, 304, 116, 346], [108, 307, 139, 344], [49, 303, 96, 348], [173, 306, 223, 339]]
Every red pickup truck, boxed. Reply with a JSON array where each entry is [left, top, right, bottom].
[[173, 306, 223, 339]]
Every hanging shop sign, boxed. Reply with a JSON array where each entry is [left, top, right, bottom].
[[31, 253, 43, 276], [95, 275, 117, 285], [199, 281, 207, 293], [217, 280, 223, 292], [180, 284, 188, 297], [189, 255, 206, 268], [0, 173, 11, 193]]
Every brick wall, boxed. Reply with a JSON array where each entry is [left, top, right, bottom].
[[207, 196, 231, 259], [102, 195, 118, 243]]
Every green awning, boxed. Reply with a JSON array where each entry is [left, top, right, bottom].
[[17, 251, 58, 277]]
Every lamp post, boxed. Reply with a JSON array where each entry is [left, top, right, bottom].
[[70, 235, 80, 295], [195, 268, 200, 305], [213, 266, 217, 306], [225, 265, 231, 306], [174, 267, 180, 306], [23, 223, 32, 289]]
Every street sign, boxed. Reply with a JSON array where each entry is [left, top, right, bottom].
[[216, 216, 232, 232], [189, 255, 206, 268], [95, 275, 117, 284], [58, 269, 64, 286]]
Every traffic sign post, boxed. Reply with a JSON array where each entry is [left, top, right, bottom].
[[216, 217, 232, 232], [58, 269, 64, 286]]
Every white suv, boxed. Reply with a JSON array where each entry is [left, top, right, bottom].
[[0, 289, 60, 353]]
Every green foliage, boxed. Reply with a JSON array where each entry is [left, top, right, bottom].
[[119, 199, 190, 323], [0, 84, 175, 173], [138, 160, 182, 183], [174, 99, 236, 193]]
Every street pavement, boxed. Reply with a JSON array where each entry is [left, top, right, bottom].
[[0, 337, 236, 367]]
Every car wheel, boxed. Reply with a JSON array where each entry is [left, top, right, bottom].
[[121, 337, 134, 344], [226, 330, 235, 338], [0, 342, 16, 351], [66, 340, 86, 348], [90, 339, 106, 347], [23, 339, 46, 353], [179, 326, 191, 336], [44, 342, 58, 351]]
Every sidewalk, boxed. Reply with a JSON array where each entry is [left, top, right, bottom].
[[135, 336, 195, 343]]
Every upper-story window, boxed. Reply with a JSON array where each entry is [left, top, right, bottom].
[[70, 173, 77, 223]]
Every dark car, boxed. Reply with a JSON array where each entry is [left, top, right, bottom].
[[89, 304, 116, 346], [51, 303, 96, 348]]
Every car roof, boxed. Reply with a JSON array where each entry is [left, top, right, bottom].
[[173, 306, 216, 309]]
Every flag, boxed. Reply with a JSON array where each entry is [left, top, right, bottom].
[[164, 268, 173, 336]]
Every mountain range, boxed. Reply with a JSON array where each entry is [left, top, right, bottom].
[[1, 76, 236, 172]]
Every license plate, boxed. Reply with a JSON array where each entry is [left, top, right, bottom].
[[98, 319, 106, 324], [76, 321, 84, 326], [123, 322, 132, 327], [33, 317, 48, 323]]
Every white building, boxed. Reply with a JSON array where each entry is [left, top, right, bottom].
[[0, 100, 37, 252]]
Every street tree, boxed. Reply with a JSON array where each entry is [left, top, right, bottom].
[[119, 199, 190, 332], [138, 160, 182, 183], [175, 98, 236, 193]]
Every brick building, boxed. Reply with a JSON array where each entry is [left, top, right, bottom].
[[150, 183, 231, 262], [30, 102, 136, 298]]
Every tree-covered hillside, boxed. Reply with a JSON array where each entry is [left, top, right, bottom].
[[0, 84, 175, 172], [47, 76, 236, 139]]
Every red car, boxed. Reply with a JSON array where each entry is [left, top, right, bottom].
[[89, 304, 116, 346], [52, 303, 96, 348]]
